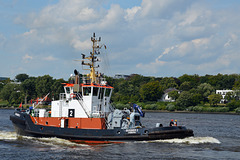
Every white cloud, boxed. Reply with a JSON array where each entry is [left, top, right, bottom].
[[70, 38, 91, 51], [43, 56, 57, 61], [124, 6, 141, 21], [2, 0, 240, 79], [22, 54, 33, 63]]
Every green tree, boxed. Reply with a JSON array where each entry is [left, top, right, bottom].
[[35, 75, 53, 97], [15, 73, 29, 82], [168, 90, 179, 100], [21, 78, 36, 104], [225, 92, 233, 102], [179, 81, 192, 91], [196, 83, 215, 100], [160, 77, 178, 90], [51, 79, 66, 100], [191, 93, 204, 105], [0, 83, 22, 104], [139, 81, 163, 101], [176, 91, 193, 110], [208, 94, 222, 106], [226, 100, 240, 111]]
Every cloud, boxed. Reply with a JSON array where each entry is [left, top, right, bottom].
[[70, 38, 91, 51], [43, 56, 57, 61], [124, 6, 141, 21], [1, 0, 240, 79], [22, 54, 33, 62]]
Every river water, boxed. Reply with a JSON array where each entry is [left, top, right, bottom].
[[0, 109, 239, 160]]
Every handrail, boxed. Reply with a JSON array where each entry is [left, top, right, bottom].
[[75, 93, 90, 117], [33, 93, 50, 109]]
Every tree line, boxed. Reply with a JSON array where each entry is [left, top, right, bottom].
[[0, 74, 65, 105], [106, 73, 240, 112], [1, 73, 240, 113]]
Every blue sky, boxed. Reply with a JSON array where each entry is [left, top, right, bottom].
[[1, 0, 240, 80]]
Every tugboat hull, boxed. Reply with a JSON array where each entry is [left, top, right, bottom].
[[10, 111, 194, 142]]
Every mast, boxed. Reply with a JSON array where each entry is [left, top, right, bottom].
[[82, 33, 102, 84]]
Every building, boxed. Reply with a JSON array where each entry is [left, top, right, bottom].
[[0, 77, 9, 81], [114, 74, 130, 79], [216, 89, 233, 103], [161, 88, 180, 102]]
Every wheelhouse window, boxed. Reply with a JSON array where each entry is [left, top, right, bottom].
[[98, 88, 105, 99], [65, 87, 70, 94], [93, 87, 99, 96], [105, 88, 112, 97], [83, 87, 92, 96]]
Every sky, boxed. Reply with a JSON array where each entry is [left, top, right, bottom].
[[1, 0, 240, 80]]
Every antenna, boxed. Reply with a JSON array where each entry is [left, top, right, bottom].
[[81, 33, 104, 84]]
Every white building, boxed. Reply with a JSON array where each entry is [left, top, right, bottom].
[[216, 89, 233, 103], [161, 88, 180, 102]]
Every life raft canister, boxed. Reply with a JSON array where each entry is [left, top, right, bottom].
[[70, 93, 76, 98]]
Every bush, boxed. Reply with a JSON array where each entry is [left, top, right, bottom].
[[191, 105, 229, 112], [114, 103, 131, 110], [226, 100, 240, 111], [235, 107, 240, 113], [145, 104, 158, 110], [166, 103, 175, 111]]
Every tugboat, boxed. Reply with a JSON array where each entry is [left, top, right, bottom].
[[10, 33, 193, 143]]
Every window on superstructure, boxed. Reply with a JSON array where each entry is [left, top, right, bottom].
[[105, 88, 111, 97], [93, 87, 99, 96], [83, 87, 91, 96], [98, 88, 105, 99], [65, 87, 70, 94]]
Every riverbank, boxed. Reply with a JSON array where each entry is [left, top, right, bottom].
[[2, 106, 239, 115]]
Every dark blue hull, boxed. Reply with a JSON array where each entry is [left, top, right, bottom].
[[10, 111, 194, 142]]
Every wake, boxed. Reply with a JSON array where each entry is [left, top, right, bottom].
[[138, 137, 221, 144]]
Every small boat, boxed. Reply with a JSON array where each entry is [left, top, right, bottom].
[[10, 33, 193, 143]]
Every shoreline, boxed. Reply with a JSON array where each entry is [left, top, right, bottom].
[[1, 107, 239, 115]]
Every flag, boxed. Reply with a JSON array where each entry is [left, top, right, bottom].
[[19, 102, 22, 108]]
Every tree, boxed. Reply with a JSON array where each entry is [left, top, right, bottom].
[[21, 78, 37, 104], [0, 83, 22, 104], [191, 93, 204, 105], [179, 81, 192, 91], [196, 83, 215, 100], [35, 75, 53, 97], [176, 91, 193, 110], [226, 100, 240, 111], [168, 90, 179, 100], [139, 81, 163, 101], [160, 77, 178, 90], [51, 79, 66, 100], [15, 73, 29, 82], [208, 94, 222, 106], [225, 92, 233, 102]]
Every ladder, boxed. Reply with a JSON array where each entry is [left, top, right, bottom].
[[75, 93, 90, 117]]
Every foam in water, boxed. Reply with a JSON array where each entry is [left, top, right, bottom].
[[0, 131, 17, 140], [0, 131, 90, 148], [147, 137, 221, 144]]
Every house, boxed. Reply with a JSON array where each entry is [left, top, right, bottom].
[[0, 77, 9, 81], [114, 74, 130, 79], [216, 89, 233, 103], [161, 88, 180, 102]]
